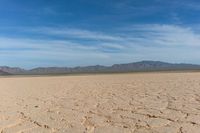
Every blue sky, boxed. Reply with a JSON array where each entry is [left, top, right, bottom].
[[1, 0, 200, 68]]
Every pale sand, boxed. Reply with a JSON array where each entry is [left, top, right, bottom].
[[0, 73, 200, 133]]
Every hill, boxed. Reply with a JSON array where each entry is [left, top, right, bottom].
[[1, 61, 200, 75]]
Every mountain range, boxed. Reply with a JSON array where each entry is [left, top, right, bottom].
[[1, 61, 200, 75]]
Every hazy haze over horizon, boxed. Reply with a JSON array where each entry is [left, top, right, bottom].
[[0, 0, 200, 68]]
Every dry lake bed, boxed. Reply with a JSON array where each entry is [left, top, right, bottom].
[[0, 72, 200, 133]]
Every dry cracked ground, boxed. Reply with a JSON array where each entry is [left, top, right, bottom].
[[0, 72, 200, 133]]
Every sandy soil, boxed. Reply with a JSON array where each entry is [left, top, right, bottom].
[[0, 72, 200, 133]]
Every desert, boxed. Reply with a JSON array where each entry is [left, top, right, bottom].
[[0, 72, 200, 133]]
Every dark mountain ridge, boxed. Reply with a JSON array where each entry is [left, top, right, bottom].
[[0, 70, 11, 75], [1, 61, 200, 75]]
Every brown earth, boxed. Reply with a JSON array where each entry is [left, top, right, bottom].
[[0, 72, 200, 133]]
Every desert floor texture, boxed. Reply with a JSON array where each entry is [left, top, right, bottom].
[[0, 72, 200, 133]]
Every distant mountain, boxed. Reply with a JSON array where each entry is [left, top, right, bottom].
[[0, 70, 11, 75], [110, 61, 200, 71], [1, 61, 200, 75], [0, 66, 26, 74]]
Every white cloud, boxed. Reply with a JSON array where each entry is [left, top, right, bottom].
[[25, 24, 200, 47], [29, 27, 123, 41], [121, 24, 200, 46], [1, 24, 200, 68]]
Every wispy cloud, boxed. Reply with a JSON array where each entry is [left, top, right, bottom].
[[29, 27, 123, 41], [120, 24, 200, 47], [1, 24, 200, 68], [21, 24, 200, 47]]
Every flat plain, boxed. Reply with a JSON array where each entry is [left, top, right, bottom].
[[0, 72, 200, 133]]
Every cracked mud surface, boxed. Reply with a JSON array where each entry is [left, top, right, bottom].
[[0, 72, 200, 133]]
